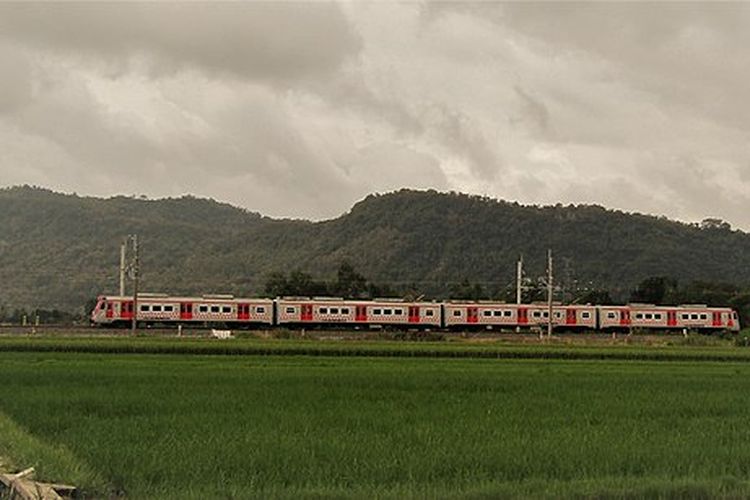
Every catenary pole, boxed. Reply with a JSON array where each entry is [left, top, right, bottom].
[[547, 249, 553, 337], [131, 234, 139, 335], [516, 255, 523, 333], [119, 240, 126, 296]]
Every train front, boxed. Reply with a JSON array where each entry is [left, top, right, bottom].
[[89, 296, 108, 325]]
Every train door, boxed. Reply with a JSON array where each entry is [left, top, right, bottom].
[[121, 300, 134, 320], [301, 304, 313, 322], [237, 304, 250, 321], [712, 311, 722, 327], [106, 302, 114, 319], [408, 306, 420, 323], [355, 305, 367, 322], [180, 302, 193, 320], [667, 310, 677, 327], [566, 308, 577, 326], [467, 307, 478, 324], [620, 309, 630, 326], [518, 307, 528, 325]]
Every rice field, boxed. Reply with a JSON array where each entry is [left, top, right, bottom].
[[1, 342, 750, 498]]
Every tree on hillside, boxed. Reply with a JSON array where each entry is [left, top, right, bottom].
[[332, 261, 368, 298], [574, 288, 614, 305], [629, 276, 678, 304], [264, 272, 289, 297], [449, 279, 487, 301], [264, 270, 328, 297]]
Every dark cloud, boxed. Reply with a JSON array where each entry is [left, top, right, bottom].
[[0, 2, 361, 82]]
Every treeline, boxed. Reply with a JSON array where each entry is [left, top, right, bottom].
[[264, 262, 399, 299], [0, 307, 78, 325]]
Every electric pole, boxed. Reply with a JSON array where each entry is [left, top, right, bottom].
[[130, 234, 139, 335], [516, 255, 523, 333], [119, 240, 127, 296], [546, 249, 553, 338]]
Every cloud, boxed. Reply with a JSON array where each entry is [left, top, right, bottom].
[[0, 2, 361, 82], [1, 2, 749, 232]]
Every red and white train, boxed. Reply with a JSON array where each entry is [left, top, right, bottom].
[[90, 294, 740, 332]]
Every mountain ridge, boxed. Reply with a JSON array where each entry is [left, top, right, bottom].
[[0, 185, 747, 313]]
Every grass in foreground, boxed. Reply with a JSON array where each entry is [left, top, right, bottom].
[[1, 353, 750, 498]]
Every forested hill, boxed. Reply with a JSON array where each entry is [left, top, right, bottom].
[[1, 185, 749, 313]]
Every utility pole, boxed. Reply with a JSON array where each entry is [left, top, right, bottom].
[[516, 255, 523, 334], [546, 249, 553, 338], [119, 240, 127, 296], [130, 234, 139, 335]]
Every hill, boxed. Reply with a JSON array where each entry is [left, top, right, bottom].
[[0, 185, 748, 314]]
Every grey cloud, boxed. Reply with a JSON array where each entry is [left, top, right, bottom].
[[0, 2, 361, 82], [0, 45, 33, 114], [433, 107, 502, 182], [510, 85, 552, 138]]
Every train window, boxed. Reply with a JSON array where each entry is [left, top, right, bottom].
[[644, 313, 652, 320], [691, 314, 698, 320], [199, 305, 208, 313], [320, 308, 328, 314], [543, 312, 549, 318], [554, 312, 562, 318], [425, 310, 434, 317], [483, 310, 492, 317], [330, 308, 339, 314], [395, 309, 403, 315], [341, 308, 350, 315], [532, 311, 540, 318], [607, 312, 616, 319], [654, 313, 662, 320], [582, 312, 590, 319], [210, 306, 220, 313], [221, 306, 230, 313], [384, 309, 392, 315], [285, 307, 295, 314], [373, 309, 382, 315], [152, 305, 162, 312], [493, 310, 501, 317], [681, 314, 689, 320], [453, 310, 461, 317], [256, 307, 265, 314], [700, 314, 707, 320], [140, 305, 150, 312], [504, 310, 512, 317], [164, 305, 173, 312], [635, 313, 643, 319]]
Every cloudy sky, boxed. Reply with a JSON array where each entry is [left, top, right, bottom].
[[1, 3, 749, 229]]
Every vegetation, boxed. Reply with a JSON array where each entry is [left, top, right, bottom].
[[3, 186, 750, 316], [1, 350, 750, 497]]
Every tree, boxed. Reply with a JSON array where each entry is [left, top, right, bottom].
[[333, 261, 368, 298], [630, 276, 677, 304], [449, 278, 487, 301], [700, 218, 731, 231], [264, 272, 289, 297]]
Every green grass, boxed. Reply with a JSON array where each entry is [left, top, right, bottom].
[[1, 335, 750, 362], [1, 351, 750, 498]]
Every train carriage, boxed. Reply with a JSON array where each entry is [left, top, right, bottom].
[[597, 304, 739, 332], [275, 298, 441, 328], [90, 294, 274, 326], [443, 302, 596, 330]]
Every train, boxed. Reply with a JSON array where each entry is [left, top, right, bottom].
[[90, 293, 741, 333]]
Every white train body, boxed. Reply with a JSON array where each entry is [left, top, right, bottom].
[[443, 303, 596, 329], [90, 294, 740, 333], [275, 298, 441, 328], [90, 294, 274, 326]]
